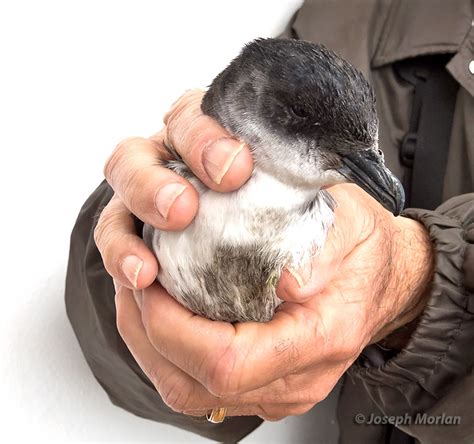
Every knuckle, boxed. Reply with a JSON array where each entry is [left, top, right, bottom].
[[103, 137, 144, 186], [167, 111, 208, 157], [123, 168, 150, 215], [166, 89, 203, 126], [93, 201, 134, 281], [145, 364, 162, 390], [104, 138, 130, 183], [157, 372, 194, 413], [189, 115, 220, 150], [93, 205, 122, 260], [93, 206, 112, 251], [93, 218, 105, 252]]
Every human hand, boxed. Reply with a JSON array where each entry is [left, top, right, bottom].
[[114, 183, 434, 421], [94, 90, 254, 289]]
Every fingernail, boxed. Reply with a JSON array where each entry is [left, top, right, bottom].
[[287, 262, 314, 289], [287, 268, 306, 288], [155, 183, 187, 220], [121, 255, 143, 289], [202, 139, 246, 185]]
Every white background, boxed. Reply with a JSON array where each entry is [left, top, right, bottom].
[[0, 1, 340, 442]]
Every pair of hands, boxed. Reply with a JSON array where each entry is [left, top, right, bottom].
[[94, 90, 434, 420]]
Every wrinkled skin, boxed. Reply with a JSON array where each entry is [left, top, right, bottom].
[[94, 90, 433, 420]]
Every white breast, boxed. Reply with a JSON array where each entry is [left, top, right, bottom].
[[143, 167, 334, 321]]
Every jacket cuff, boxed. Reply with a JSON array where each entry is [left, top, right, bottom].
[[349, 194, 474, 415]]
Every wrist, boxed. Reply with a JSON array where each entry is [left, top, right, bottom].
[[372, 216, 434, 346]]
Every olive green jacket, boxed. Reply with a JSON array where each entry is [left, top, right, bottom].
[[65, 1, 474, 443]]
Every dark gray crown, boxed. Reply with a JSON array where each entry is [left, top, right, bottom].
[[202, 38, 378, 154]]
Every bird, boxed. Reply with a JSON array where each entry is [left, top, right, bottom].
[[143, 38, 404, 323]]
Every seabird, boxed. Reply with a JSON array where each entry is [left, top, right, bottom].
[[144, 38, 404, 323]]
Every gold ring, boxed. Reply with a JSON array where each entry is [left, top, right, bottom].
[[206, 407, 227, 423]]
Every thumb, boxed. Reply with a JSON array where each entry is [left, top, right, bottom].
[[277, 184, 371, 302], [276, 235, 345, 303]]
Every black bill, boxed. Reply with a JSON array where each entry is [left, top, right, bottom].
[[337, 150, 405, 215]]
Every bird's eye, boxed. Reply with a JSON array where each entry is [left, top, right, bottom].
[[290, 103, 310, 119]]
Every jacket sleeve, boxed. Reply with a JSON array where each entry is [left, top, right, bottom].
[[64, 180, 262, 442], [349, 193, 474, 442]]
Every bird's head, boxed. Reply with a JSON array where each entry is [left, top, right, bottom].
[[202, 38, 404, 215]]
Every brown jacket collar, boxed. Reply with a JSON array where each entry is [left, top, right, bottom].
[[371, 0, 471, 68], [292, 0, 473, 95]]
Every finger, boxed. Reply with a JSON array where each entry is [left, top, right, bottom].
[[276, 231, 348, 303], [156, 89, 253, 192], [140, 283, 323, 396], [104, 136, 199, 230], [277, 255, 339, 303], [115, 286, 290, 413], [277, 184, 375, 303], [119, 287, 345, 413], [94, 195, 158, 289], [115, 285, 220, 412]]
